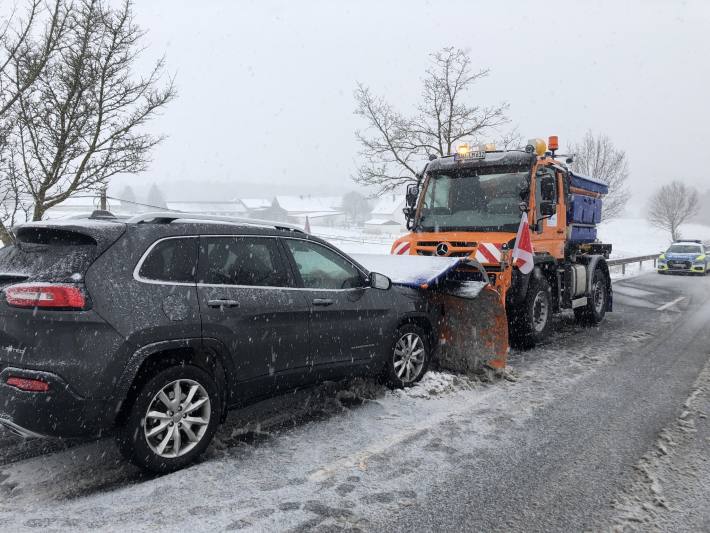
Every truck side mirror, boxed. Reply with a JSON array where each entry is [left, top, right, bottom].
[[539, 200, 556, 217], [406, 184, 419, 207], [540, 176, 556, 202], [403, 207, 415, 230]]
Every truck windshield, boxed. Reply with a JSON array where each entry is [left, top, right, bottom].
[[417, 166, 530, 232]]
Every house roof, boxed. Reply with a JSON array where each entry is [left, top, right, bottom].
[[166, 201, 247, 213], [365, 218, 401, 226], [240, 198, 272, 209], [371, 194, 405, 216], [275, 195, 342, 214]]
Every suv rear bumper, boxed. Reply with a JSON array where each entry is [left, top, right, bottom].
[[0, 367, 111, 438]]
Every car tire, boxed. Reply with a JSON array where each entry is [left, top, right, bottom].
[[574, 267, 608, 326], [508, 273, 552, 349], [384, 324, 430, 389], [116, 364, 221, 473]]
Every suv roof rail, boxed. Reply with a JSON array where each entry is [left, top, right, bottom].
[[125, 211, 305, 233]]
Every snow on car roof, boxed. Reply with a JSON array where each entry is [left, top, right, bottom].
[[352, 253, 467, 288]]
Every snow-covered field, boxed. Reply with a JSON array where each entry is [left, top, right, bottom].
[[598, 218, 710, 258]]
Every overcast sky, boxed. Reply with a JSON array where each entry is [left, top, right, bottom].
[[114, 0, 709, 212]]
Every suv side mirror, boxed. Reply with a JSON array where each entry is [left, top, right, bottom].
[[539, 200, 556, 217], [405, 184, 419, 207], [370, 272, 391, 290]]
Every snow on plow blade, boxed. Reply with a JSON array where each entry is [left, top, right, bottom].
[[352, 254, 508, 373]]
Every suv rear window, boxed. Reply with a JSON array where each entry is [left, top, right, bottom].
[[198, 237, 293, 287], [0, 227, 101, 285], [139, 238, 198, 283]]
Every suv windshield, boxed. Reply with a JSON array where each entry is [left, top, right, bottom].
[[416, 165, 530, 232], [667, 244, 703, 254]]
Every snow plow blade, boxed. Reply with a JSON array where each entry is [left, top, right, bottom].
[[430, 285, 508, 373], [352, 254, 509, 374]]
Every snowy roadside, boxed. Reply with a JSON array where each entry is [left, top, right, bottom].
[[611, 354, 710, 531], [609, 262, 658, 282]]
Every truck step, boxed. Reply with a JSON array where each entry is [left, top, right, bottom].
[[572, 297, 588, 309]]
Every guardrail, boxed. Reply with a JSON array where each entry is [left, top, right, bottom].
[[607, 254, 658, 275]]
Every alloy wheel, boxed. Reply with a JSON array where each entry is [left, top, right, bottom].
[[393, 332, 426, 384], [143, 379, 211, 459]]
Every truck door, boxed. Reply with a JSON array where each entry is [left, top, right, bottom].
[[532, 165, 565, 257]]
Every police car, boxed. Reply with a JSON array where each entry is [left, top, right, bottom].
[[657, 240, 709, 275]]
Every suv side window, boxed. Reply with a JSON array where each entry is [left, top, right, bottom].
[[139, 237, 198, 283], [198, 236, 293, 287], [284, 239, 365, 290]]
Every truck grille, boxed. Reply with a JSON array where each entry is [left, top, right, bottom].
[[415, 241, 477, 258]]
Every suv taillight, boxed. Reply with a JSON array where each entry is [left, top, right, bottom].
[[6, 376, 50, 392], [4, 283, 87, 310]]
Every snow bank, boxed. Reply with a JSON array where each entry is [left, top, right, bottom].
[[598, 218, 710, 258]]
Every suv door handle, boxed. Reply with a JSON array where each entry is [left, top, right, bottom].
[[207, 299, 240, 308], [312, 298, 334, 306]]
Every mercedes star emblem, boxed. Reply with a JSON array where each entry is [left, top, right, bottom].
[[436, 242, 449, 256]]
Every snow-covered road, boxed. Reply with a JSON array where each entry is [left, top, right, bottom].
[[0, 272, 709, 531]]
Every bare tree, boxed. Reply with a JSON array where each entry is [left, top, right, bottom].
[[0, 0, 175, 243], [147, 183, 167, 209], [354, 47, 509, 194], [340, 191, 371, 224], [647, 181, 699, 242], [0, 1, 67, 243], [569, 131, 629, 220], [0, 0, 67, 119]]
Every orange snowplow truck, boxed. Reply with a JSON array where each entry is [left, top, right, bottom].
[[392, 136, 613, 348]]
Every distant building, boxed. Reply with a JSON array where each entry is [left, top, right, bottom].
[[364, 193, 406, 234], [166, 201, 248, 217], [45, 195, 124, 219], [274, 195, 346, 227], [240, 198, 273, 215]]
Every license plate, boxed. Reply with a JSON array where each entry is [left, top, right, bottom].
[[455, 150, 486, 161]]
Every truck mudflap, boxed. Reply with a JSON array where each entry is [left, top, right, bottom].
[[352, 253, 509, 373]]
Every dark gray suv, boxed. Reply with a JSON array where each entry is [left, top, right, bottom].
[[0, 212, 437, 471]]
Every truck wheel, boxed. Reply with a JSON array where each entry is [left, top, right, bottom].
[[574, 267, 608, 325], [116, 365, 221, 473], [508, 274, 552, 349], [384, 324, 430, 388]]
